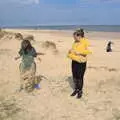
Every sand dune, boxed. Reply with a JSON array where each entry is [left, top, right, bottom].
[[0, 29, 120, 120]]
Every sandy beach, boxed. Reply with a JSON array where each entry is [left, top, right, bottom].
[[0, 29, 120, 120]]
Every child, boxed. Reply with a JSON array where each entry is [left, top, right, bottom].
[[15, 39, 44, 92]]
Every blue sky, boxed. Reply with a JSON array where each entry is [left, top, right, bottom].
[[0, 0, 120, 26]]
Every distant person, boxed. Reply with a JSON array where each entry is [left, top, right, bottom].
[[15, 40, 44, 92], [68, 29, 91, 99], [106, 41, 113, 52]]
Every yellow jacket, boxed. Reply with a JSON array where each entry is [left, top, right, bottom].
[[68, 38, 91, 63]]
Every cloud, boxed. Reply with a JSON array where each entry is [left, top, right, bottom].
[[100, 0, 120, 3], [10, 0, 40, 4], [77, 0, 120, 7], [79, 0, 120, 3], [23, 0, 40, 4], [1, 0, 120, 5]]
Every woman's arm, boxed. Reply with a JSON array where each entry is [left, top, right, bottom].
[[36, 52, 45, 62], [37, 52, 45, 55], [35, 52, 45, 62], [15, 56, 21, 60], [75, 42, 92, 56], [68, 49, 86, 57], [74, 51, 87, 57], [36, 57, 42, 62], [15, 49, 23, 60], [68, 49, 73, 54], [32, 47, 45, 57]]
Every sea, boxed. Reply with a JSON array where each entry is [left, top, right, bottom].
[[2, 25, 120, 32]]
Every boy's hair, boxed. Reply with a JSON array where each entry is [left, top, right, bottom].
[[73, 31, 77, 36], [75, 28, 84, 37]]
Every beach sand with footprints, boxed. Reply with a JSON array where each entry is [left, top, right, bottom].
[[0, 29, 120, 120]]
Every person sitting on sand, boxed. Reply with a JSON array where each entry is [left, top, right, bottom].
[[15, 39, 44, 92], [68, 29, 91, 99], [106, 41, 113, 52]]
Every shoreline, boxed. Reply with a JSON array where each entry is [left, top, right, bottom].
[[4, 28, 120, 41], [3, 27, 120, 32], [1, 24, 120, 32]]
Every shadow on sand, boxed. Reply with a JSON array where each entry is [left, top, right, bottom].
[[65, 76, 74, 90]]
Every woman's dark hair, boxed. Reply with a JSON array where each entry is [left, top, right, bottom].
[[21, 39, 32, 54]]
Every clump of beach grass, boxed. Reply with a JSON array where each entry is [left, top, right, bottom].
[[15, 33, 23, 40]]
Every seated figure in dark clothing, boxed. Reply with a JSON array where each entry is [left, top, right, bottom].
[[106, 41, 113, 52]]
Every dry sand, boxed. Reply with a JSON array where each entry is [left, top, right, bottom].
[[0, 29, 120, 120]]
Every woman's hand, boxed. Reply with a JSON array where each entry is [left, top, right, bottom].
[[74, 52, 86, 57], [37, 57, 42, 62], [68, 49, 73, 54], [68, 49, 86, 57], [74, 51, 80, 55], [15, 56, 21, 60]]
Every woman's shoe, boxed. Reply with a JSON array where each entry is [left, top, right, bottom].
[[77, 91, 82, 99], [34, 84, 40, 89], [71, 90, 78, 96]]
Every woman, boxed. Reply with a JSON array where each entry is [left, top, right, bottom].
[[15, 40, 44, 92], [68, 29, 91, 98]]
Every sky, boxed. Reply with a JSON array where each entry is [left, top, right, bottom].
[[0, 0, 120, 26]]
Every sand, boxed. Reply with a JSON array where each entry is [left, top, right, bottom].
[[0, 29, 120, 120]]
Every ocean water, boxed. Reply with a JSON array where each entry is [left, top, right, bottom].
[[34, 25, 120, 32], [4, 25, 120, 32]]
